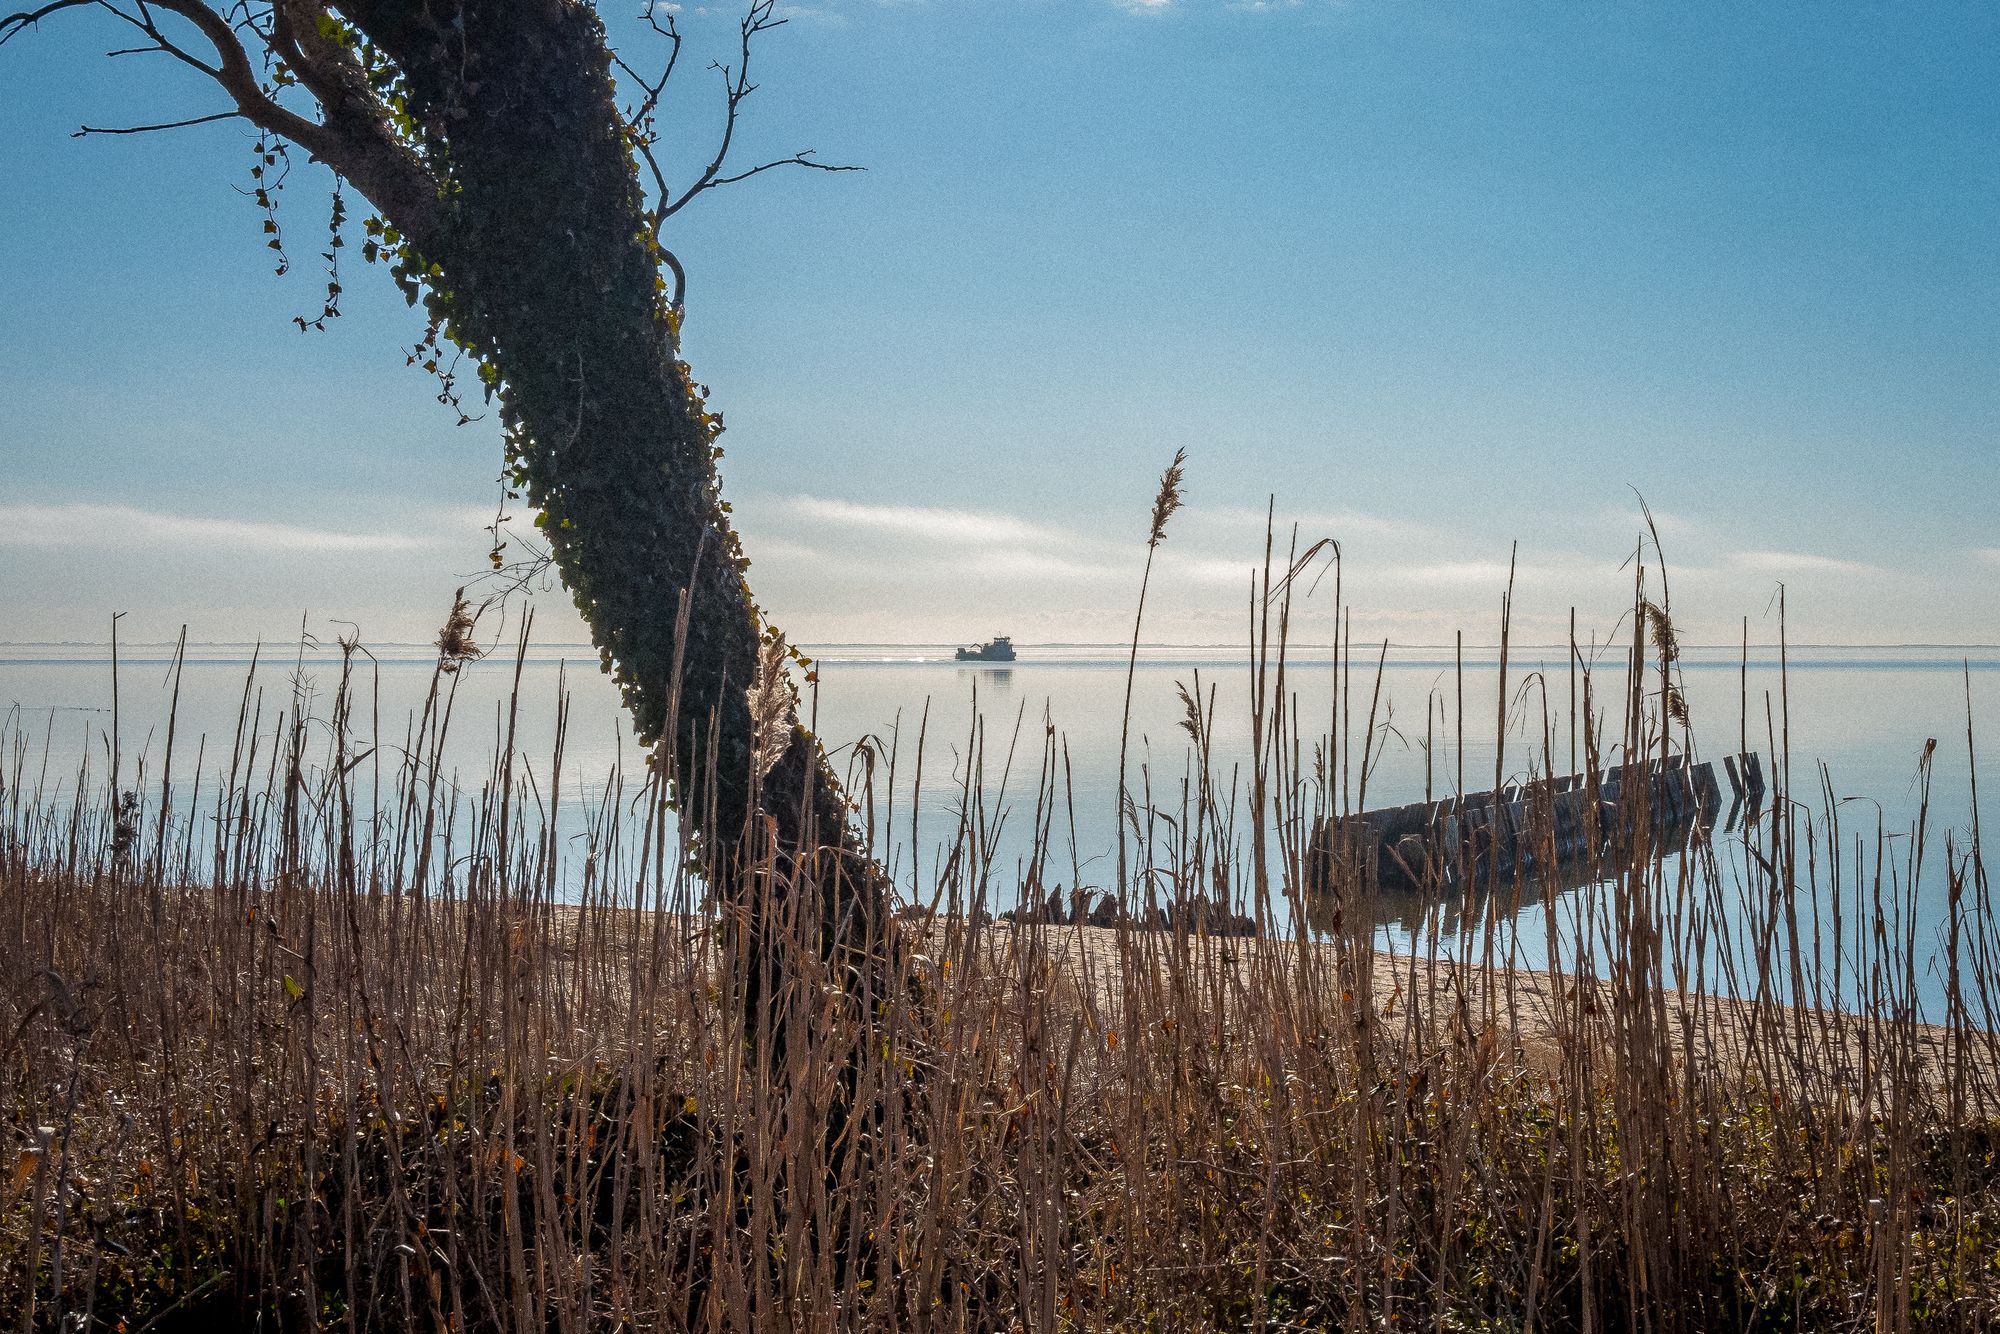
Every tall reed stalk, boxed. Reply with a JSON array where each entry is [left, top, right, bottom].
[[1116, 448, 1186, 899]]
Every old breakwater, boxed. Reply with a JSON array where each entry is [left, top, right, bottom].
[[1307, 751, 1768, 902]]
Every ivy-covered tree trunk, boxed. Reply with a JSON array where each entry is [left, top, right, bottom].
[[351, 0, 893, 1021], [15, 0, 898, 1032]]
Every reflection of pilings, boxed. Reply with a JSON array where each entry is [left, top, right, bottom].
[[1722, 752, 1767, 805], [1305, 752, 1764, 910]]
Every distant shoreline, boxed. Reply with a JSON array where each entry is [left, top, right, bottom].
[[5, 640, 2000, 655]]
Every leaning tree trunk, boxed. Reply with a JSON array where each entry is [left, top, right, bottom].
[[321, 0, 895, 1032], [0, 0, 899, 1040], [3, 0, 908, 1313]]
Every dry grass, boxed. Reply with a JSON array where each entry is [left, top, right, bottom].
[[5, 565, 2000, 1331]]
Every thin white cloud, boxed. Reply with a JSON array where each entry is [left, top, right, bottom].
[[774, 495, 1061, 548], [1727, 550, 1879, 577], [978, 549, 1111, 581], [1593, 504, 1707, 545], [751, 493, 1117, 584], [756, 492, 1456, 603], [1975, 548, 2000, 566], [741, 535, 827, 564], [1184, 504, 1434, 545], [0, 502, 443, 554], [772, 3, 848, 24], [1155, 551, 1259, 588], [762, 493, 1235, 587]]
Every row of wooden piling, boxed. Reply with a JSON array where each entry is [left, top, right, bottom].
[[1310, 751, 1766, 895]]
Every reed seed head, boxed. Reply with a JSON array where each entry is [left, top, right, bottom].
[[434, 588, 483, 673], [1147, 448, 1187, 549]]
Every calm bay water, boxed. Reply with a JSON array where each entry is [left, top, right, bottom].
[[5, 639, 1997, 1015]]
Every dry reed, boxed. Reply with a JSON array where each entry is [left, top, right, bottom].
[[3, 552, 1999, 1332]]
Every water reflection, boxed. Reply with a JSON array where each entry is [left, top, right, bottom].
[[954, 666, 1012, 691], [1357, 793, 1767, 943]]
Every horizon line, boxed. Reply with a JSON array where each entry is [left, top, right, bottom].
[[5, 640, 2000, 653]]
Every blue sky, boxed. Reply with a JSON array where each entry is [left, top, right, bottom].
[[2, 0, 1995, 648]]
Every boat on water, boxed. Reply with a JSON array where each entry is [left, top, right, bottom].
[[954, 635, 1017, 663]]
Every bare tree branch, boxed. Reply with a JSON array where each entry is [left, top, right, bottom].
[[607, 0, 858, 317], [4, 0, 324, 152], [625, 121, 675, 242], [73, 108, 239, 135], [701, 149, 860, 193], [113, 1, 226, 77], [656, 1, 772, 220], [661, 245, 686, 312], [612, 8, 681, 132], [614, 11, 684, 239], [0, 0, 100, 48], [14, 0, 842, 319], [5, 0, 443, 247], [140, 3, 346, 161], [648, 0, 862, 225]]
